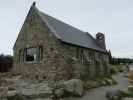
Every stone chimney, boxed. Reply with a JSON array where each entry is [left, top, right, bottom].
[[96, 32, 106, 49], [32, 1, 36, 6]]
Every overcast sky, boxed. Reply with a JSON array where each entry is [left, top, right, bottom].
[[0, 0, 133, 58]]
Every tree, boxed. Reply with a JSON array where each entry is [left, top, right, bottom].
[[0, 54, 13, 72]]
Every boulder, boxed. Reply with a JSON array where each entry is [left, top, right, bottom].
[[63, 79, 84, 96], [106, 90, 123, 100], [0, 80, 52, 100], [0, 87, 8, 99], [6, 90, 17, 97], [124, 98, 133, 100]]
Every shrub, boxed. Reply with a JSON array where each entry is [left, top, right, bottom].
[[110, 65, 125, 75], [0, 54, 13, 73], [110, 66, 118, 75], [83, 80, 101, 89]]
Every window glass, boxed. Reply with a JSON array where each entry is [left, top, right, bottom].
[[26, 48, 37, 62]]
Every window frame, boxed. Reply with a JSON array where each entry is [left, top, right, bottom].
[[25, 47, 38, 63], [18, 46, 43, 64]]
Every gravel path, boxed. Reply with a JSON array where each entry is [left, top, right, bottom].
[[64, 72, 129, 100]]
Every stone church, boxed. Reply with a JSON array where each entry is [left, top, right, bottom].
[[13, 2, 110, 80]]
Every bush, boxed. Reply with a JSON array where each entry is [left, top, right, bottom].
[[103, 77, 117, 86], [82, 76, 117, 90], [110, 65, 125, 75], [0, 54, 13, 72], [110, 66, 118, 75]]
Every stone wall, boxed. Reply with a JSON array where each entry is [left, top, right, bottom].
[[13, 6, 110, 80]]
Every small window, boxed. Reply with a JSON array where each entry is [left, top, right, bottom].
[[26, 47, 37, 62]]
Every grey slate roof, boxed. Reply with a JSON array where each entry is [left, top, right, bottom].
[[36, 7, 106, 52]]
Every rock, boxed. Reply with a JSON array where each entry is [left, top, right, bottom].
[[83, 80, 101, 89], [0, 78, 83, 99], [106, 90, 123, 100], [0, 87, 8, 98], [0, 80, 52, 100], [6, 94, 27, 100], [18, 81, 52, 99], [105, 79, 112, 85], [104, 77, 117, 86], [101, 80, 107, 85], [8, 87, 16, 91], [6, 90, 17, 97], [33, 98, 51, 100], [124, 98, 133, 100], [63, 79, 84, 96]]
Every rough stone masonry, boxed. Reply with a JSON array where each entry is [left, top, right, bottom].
[[13, 2, 110, 81]]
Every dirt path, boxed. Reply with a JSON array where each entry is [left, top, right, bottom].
[[64, 73, 129, 100]]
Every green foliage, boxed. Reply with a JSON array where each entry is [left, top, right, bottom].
[[110, 65, 125, 75], [111, 57, 133, 65], [83, 80, 101, 89], [110, 66, 118, 75], [108, 50, 133, 65], [82, 76, 117, 90]]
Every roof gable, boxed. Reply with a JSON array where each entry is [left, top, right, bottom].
[[14, 3, 106, 53]]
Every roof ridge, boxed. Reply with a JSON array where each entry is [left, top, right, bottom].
[[34, 6, 106, 52]]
